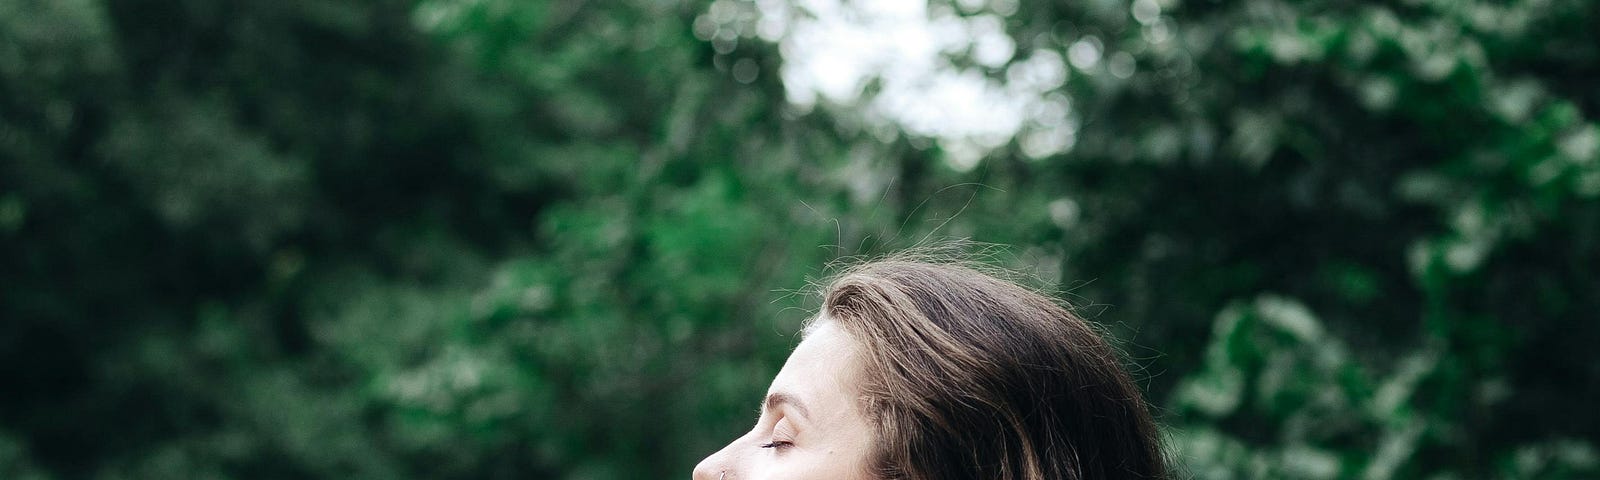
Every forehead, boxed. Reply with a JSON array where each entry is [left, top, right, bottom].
[[768, 321, 862, 412]]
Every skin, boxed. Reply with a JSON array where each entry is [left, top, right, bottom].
[[692, 320, 876, 480]]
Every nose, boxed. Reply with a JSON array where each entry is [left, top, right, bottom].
[[692, 438, 737, 480], [691, 454, 721, 480]]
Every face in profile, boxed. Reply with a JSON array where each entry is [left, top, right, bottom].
[[695, 259, 1166, 479], [692, 320, 875, 480]]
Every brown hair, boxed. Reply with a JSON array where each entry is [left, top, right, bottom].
[[815, 258, 1166, 480]]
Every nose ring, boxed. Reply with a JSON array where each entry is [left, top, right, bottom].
[[719, 472, 726, 480]]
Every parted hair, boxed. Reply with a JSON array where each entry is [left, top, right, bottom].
[[814, 257, 1166, 480]]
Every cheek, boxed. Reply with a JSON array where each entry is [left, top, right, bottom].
[[813, 418, 877, 479]]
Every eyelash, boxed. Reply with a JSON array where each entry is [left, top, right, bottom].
[[760, 441, 794, 450]]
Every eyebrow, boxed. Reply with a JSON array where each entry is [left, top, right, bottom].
[[764, 391, 812, 420]]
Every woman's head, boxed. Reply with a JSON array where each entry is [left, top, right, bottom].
[[694, 258, 1165, 480]]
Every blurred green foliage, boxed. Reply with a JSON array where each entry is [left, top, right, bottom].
[[1, 0, 1596, 478]]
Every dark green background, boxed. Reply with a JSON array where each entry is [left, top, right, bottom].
[[2, 0, 1596, 478]]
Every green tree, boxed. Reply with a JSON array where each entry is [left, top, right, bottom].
[[2, 0, 1596, 478]]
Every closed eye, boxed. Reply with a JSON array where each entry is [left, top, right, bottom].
[[761, 419, 796, 451]]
